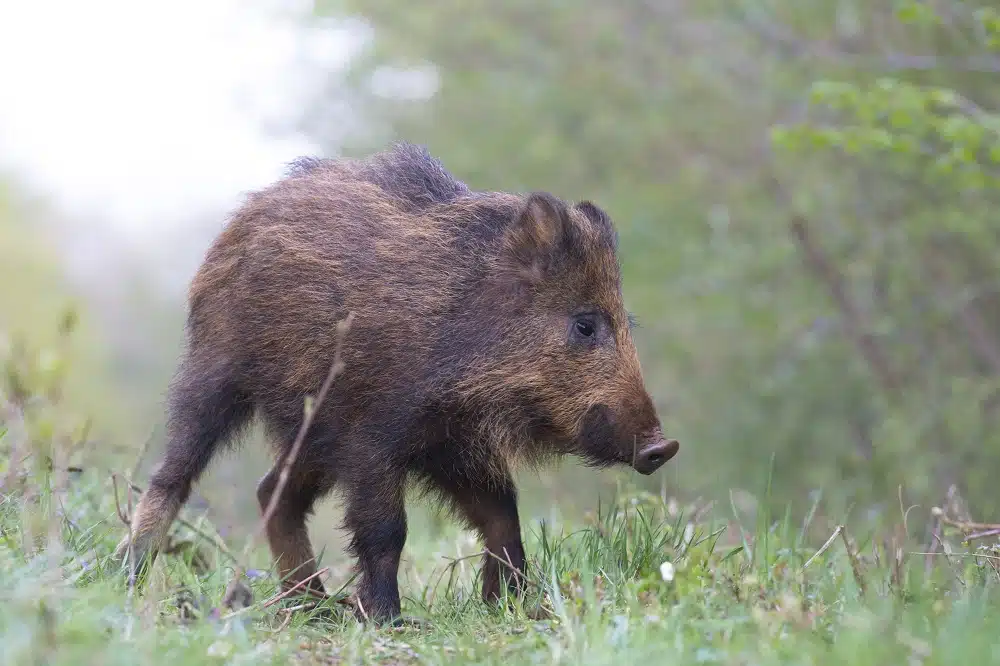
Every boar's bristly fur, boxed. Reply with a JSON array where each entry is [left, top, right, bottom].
[[115, 142, 679, 624]]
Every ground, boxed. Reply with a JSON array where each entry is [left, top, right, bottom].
[[2, 460, 1000, 666]]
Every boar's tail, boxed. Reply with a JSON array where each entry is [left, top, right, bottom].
[[115, 352, 251, 581]]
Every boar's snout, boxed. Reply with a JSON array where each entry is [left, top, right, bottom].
[[632, 432, 679, 475], [578, 403, 679, 474]]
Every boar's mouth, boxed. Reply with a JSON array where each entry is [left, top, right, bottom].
[[578, 404, 678, 474], [578, 404, 616, 463]]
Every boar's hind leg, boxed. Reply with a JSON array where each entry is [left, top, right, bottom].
[[256, 464, 330, 599], [431, 469, 527, 606], [343, 469, 408, 625], [114, 354, 251, 585]]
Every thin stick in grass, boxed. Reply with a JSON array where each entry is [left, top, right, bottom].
[[113, 472, 139, 636], [930, 531, 966, 588], [965, 528, 1000, 542], [111, 474, 131, 527], [261, 567, 331, 609], [839, 526, 867, 597], [802, 524, 842, 570], [221, 312, 354, 609]]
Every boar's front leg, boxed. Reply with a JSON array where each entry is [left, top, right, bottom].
[[343, 470, 408, 625], [433, 469, 528, 606]]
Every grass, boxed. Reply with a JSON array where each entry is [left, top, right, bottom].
[[3, 459, 1000, 666], [4, 327, 1000, 665]]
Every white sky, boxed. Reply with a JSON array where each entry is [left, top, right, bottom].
[[0, 0, 366, 265]]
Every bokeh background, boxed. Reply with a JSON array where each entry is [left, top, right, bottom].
[[3, 0, 999, 559]]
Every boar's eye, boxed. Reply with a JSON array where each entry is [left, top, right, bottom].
[[570, 315, 598, 344]]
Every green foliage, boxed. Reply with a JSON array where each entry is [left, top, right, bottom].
[[0, 185, 144, 451], [304, 0, 1000, 520], [768, 1, 1000, 516], [775, 77, 1000, 190]]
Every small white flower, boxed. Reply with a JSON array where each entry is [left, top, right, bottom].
[[659, 560, 675, 582]]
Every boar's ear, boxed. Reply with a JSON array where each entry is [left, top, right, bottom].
[[504, 192, 574, 277], [574, 201, 608, 226], [575, 201, 618, 249]]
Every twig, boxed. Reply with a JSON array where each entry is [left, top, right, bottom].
[[925, 508, 942, 577], [429, 545, 543, 611], [803, 525, 842, 570], [924, 249, 1000, 377], [965, 528, 1000, 542], [931, 531, 966, 588], [443, 548, 541, 593], [739, 11, 1000, 73], [787, 212, 900, 395], [899, 485, 917, 539], [766, 156, 902, 400], [911, 551, 1000, 562], [839, 527, 867, 597], [279, 603, 310, 614], [441, 549, 491, 568], [261, 567, 331, 609], [426, 550, 479, 608], [272, 608, 294, 633], [111, 474, 131, 526], [221, 312, 354, 609], [355, 596, 370, 622], [932, 508, 1000, 547], [936, 513, 1000, 533], [888, 527, 906, 593], [489, 546, 539, 592]]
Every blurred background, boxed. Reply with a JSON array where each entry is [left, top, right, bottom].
[[2, 0, 999, 557]]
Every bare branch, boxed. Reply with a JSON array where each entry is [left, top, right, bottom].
[[803, 524, 843, 570], [221, 312, 355, 609], [839, 527, 868, 597], [740, 13, 1000, 73], [786, 213, 901, 395], [261, 567, 331, 609], [924, 243, 1000, 377]]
